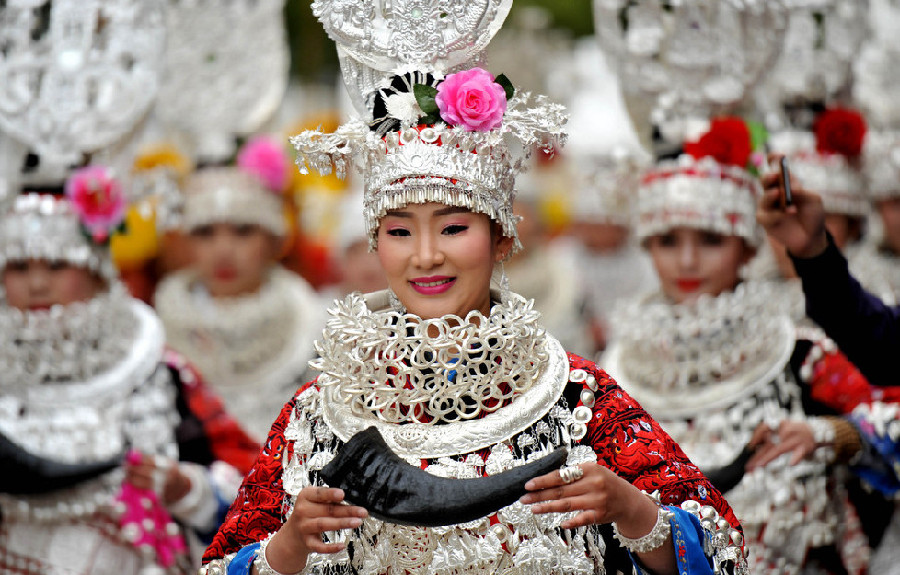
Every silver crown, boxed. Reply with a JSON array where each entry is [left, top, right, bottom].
[[769, 2, 869, 99], [293, 0, 566, 253], [293, 94, 566, 252], [0, 194, 116, 281], [759, 1, 870, 131], [156, 0, 289, 162], [314, 0, 511, 119], [181, 168, 286, 236], [864, 131, 900, 201], [635, 155, 763, 247], [855, 39, 900, 130], [594, 0, 788, 142], [854, 1, 900, 130], [769, 130, 867, 216], [0, 0, 166, 165]]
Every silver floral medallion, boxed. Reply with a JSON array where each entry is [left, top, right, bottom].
[[0, 0, 166, 164]]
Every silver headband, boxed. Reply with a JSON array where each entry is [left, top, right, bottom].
[[181, 168, 286, 236], [636, 155, 763, 247], [0, 194, 116, 281]]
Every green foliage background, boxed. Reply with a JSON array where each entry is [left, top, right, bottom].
[[284, 0, 593, 81]]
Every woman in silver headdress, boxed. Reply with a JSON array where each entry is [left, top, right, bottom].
[[0, 169, 259, 574], [154, 136, 325, 442], [602, 118, 871, 574], [200, 3, 746, 575]]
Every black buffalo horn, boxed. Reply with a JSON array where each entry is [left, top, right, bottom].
[[319, 426, 568, 527], [702, 445, 755, 495], [0, 429, 123, 494]]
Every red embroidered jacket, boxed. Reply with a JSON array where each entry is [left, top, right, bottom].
[[203, 353, 740, 564]]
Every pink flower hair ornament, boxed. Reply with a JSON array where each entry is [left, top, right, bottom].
[[64, 165, 128, 245], [236, 135, 291, 194], [415, 68, 514, 132]]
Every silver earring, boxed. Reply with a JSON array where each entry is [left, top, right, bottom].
[[499, 262, 511, 304], [388, 288, 407, 314]]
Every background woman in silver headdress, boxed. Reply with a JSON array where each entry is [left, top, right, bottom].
[[602, 118, 871, 574], [154, 137, 325, 443], [0, 171, 259, 573]]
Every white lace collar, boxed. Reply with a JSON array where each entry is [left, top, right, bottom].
[[0, 283, 158, 390], [312, 290, 570, 458], [604, 281, 795, 417], [155, 267, 322, 388]]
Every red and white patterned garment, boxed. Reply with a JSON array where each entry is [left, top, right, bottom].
[[204, 354, 742, 574]]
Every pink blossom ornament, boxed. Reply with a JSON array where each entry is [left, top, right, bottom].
[[64, 166, 127, 243], [236, 135, 290, 193], [435, 68, 508, 132]]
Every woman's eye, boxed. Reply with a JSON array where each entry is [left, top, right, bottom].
[[442, 224, 467, 236], [657, 234, 677, 247], [47, 260, 70, 271], [700, 232, 725, 246], [5, 260, 28, 272], [191, 225, 214, 238], [234, 224, 256, 236], [386, 228, 410, 237]]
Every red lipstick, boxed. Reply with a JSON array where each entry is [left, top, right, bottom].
[[676, 279, 702, 293], [213, 268, 237, 281], [409, 275, 455, 295]]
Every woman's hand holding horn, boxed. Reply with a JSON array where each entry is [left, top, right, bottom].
[[522, 463, 678, 575], [260, 487, 368, 575]]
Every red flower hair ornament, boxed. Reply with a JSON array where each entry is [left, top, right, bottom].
[[64, 165, 127, 245], [814, 108, 867, 158], [683, 117, 753, 169]]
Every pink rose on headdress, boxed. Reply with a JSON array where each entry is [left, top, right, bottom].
[[237, 135, 290, 193], [435, 68, 508, 132], [64, 166, 127, 244]]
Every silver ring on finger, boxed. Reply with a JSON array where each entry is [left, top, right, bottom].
[[151, 467, 167, 495], [560, 465, 584, 485]]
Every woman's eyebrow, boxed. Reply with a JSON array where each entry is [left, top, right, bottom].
[[385, 207, 470, 218], [434, 206, 470, 216]]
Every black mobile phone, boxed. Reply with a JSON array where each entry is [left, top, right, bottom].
[[779, 156, 793, 208]]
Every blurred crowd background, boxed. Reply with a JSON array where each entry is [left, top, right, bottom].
[[4, 1, 900, 573]]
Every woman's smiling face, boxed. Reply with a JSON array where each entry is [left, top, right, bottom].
[[188, 222, 279, 298], [376, 202, 512, 319], [3, 259, 102, 311], [646, 227, 754, 304]]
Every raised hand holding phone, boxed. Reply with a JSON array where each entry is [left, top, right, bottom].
[[779, 156, 793, 208], [757, 154, 828, 258]]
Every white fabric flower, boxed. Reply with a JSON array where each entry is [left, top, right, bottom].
[[385, 91, 424, 125]]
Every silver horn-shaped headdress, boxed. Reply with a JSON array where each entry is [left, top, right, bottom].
[[0, 0, 166, 167], [291, 0, 567, 253]]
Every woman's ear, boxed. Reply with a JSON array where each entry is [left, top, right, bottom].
[[740, 243, 757, 267], [495, 235, 515, 262], [270, 232, 289, 261]]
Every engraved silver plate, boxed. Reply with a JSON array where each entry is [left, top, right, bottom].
[[0, 0, 166, 164]]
